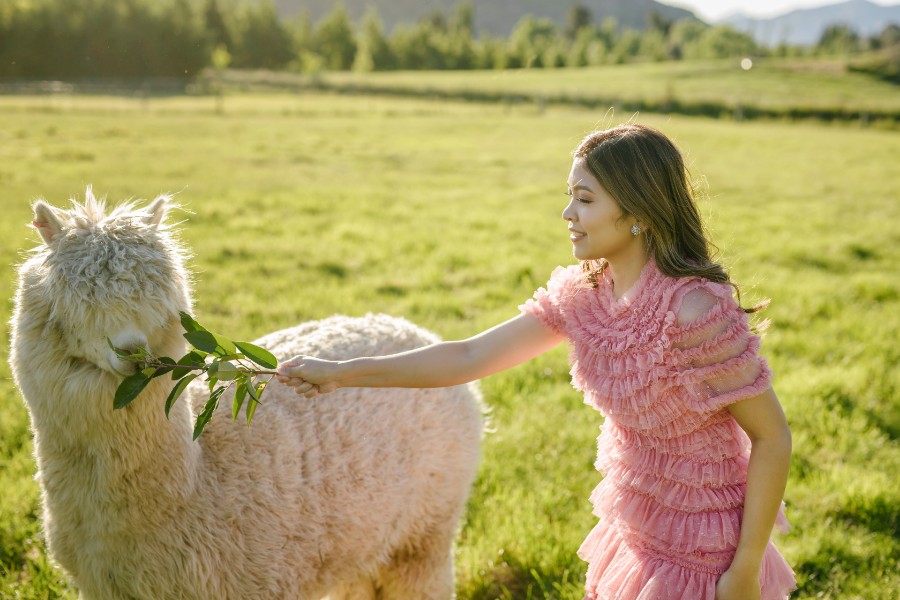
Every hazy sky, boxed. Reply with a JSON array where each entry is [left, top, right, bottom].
[[659, 0, 900, 21]]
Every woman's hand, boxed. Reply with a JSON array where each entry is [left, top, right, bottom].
[[715, 564, 761, 600], [275, 356, 342, 398]]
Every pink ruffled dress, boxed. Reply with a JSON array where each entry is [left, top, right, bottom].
[[520, 260, 796, 600]]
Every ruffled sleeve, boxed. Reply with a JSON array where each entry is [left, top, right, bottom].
[[519, 264, 584, 336], [667, 280, 772, 414]]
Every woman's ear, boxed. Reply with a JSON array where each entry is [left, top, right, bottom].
[[32, 200, 64, 245]]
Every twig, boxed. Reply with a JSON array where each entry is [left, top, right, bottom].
[[141, 356, 277, 376]]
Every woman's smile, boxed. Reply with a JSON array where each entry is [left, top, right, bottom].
[[569, 227, 586, 242]]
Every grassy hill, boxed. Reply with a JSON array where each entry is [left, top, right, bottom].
[[203, 58, 900, 126], [0, 86, 897, 598]]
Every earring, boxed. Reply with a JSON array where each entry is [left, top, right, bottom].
[[630, 224, 641, 236]]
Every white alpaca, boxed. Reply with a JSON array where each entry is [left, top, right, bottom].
[[9, 189, 484, 600]]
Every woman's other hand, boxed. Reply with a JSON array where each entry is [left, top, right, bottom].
[[715, 564, 761, 600]]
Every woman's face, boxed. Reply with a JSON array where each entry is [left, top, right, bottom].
[[563, 158, 638, 262]]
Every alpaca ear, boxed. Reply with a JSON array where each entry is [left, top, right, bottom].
[[143, 195, 169, 228], [32, 200, 64, 245]]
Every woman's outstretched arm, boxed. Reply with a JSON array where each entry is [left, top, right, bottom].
[[276, 313, 565, 397]]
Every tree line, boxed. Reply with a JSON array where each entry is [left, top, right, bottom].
[[0, 0, 897, 79]]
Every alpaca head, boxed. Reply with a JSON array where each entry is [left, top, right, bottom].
[[22, 187, 192, 382]]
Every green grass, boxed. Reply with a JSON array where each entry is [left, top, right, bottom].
[[0, 90, 897, 599], [208, 58, 900, 123]]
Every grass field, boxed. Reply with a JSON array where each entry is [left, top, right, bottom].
[[206, 58, 900, 124], [0, 89, 898, 599]]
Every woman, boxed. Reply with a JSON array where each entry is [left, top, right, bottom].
[[276, 123, 797, 600]]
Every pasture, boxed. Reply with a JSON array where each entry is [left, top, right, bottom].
[[0, 90, 898, 599], [210, 59, 900, 124]]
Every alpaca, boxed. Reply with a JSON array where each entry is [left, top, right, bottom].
[[9, 188, 484, 600]]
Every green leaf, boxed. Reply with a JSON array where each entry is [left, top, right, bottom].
[[193, 386, 226, 440], [216, 361, 239, 381], [246, 398, 258, 425], [165, 373, 198, 417], [179, 311, 206, 333], [184, 330, 237, 357], [108, 338, 147, 364], [172, 351, 206, 380], [234, 341, 278, 369], [246, 380, 268, 426], [232, 379, 248, 422], [107, 338, 132, 359], [114, 371, 152, 410]]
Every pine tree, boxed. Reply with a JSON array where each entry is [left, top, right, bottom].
[[314, 4, 357, 70]]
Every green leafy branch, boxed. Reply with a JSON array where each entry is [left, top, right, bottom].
[[110, 312, 279, 439]]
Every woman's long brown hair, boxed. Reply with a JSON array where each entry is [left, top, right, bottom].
[[574, 123, 765, 314]]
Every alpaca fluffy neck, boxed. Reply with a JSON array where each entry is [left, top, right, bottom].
[[36, 375, 202, 512]]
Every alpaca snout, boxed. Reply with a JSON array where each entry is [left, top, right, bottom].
[[108, 347, 143, 376], [107, 329, 149, 375], [109, 357, 139, 376]]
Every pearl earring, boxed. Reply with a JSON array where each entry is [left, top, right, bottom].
[[630, 224, 641, 236]]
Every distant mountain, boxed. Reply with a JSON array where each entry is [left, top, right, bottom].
[[723, 0, 900, 46], [274, 0, 700, 35]]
